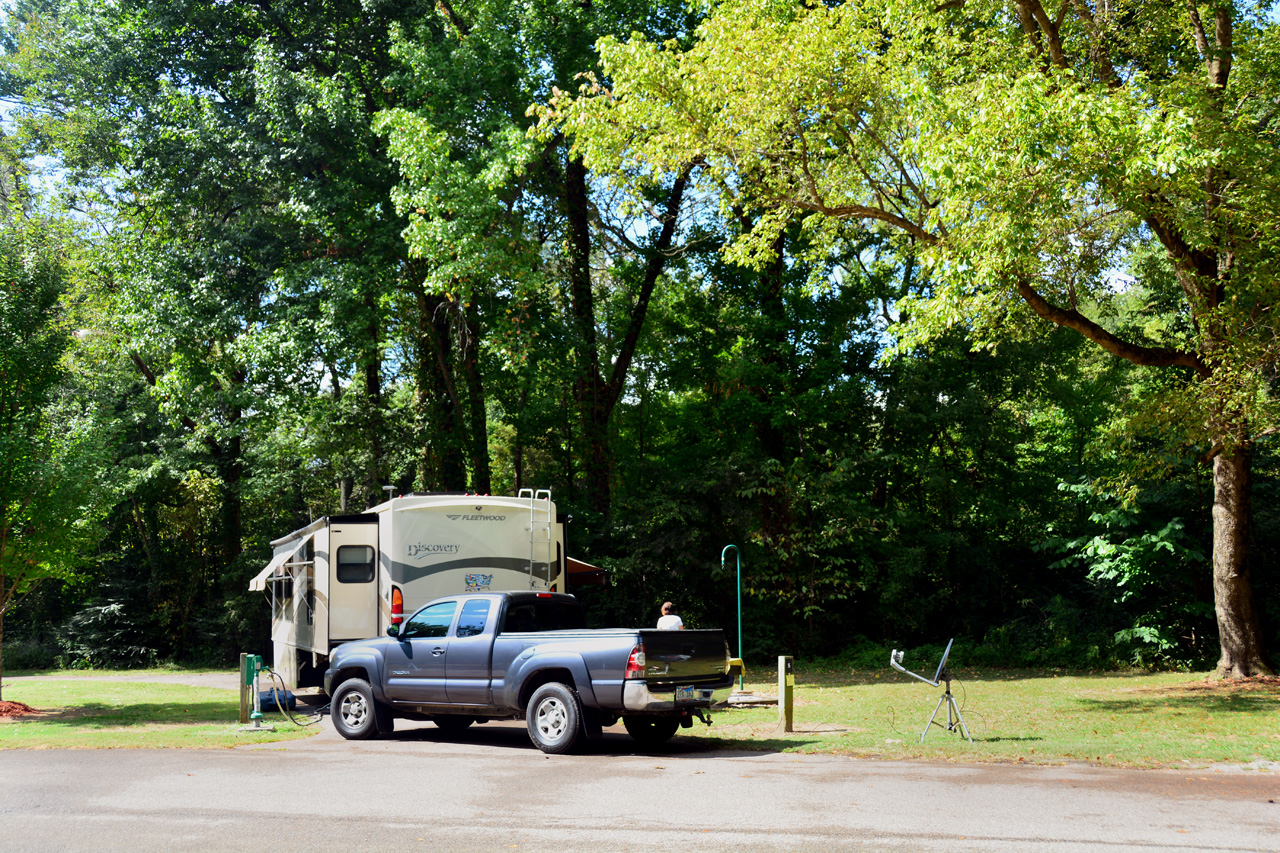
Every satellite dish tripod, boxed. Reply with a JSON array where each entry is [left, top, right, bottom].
[[890, 639, 972, 743]]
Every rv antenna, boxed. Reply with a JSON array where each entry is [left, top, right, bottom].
[[889, 640, 972, 743], [382, 485, 396, 502]]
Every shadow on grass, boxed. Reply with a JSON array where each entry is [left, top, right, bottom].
[[11, 700, 238, 726], [798, 669, 1210, 686], [1074, 692, 1278, 715]]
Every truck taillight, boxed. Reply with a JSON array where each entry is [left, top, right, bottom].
[[625, 644, 645, 679], [391, 587, 403, 625]]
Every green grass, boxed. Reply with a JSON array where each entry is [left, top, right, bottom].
[[691, 666, 1280, 768], [4, 666, 1278, 766], [0, 675, 320, 749]]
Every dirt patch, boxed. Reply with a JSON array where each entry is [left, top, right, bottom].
[[0, 700, 38, 718], [1143, 675, 1280, 695]]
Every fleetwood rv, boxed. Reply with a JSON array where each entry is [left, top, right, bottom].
[[248, 489, 603, 688]]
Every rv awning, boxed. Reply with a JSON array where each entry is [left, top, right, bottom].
[[566, 557, 607, 586], [248, 540, 305, 592]]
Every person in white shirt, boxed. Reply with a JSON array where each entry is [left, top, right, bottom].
[[656, 601, 684, 630]]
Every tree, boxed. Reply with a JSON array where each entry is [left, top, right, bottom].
[[380, 0, 698, 530], [0, 207, 112, 698], [548, 0, 1280, 676]]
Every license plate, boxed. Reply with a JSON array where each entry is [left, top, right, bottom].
[[676, 685, 695, 702]]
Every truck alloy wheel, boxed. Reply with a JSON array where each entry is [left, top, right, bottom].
[[332, 678, 388, 740], [526, 682, 583, 754]]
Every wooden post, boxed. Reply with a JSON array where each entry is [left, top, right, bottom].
[[238, 653, 250, 724], [778, 655, 793, 733]]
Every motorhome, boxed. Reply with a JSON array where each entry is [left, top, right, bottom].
[[248, 489, 604, 688]]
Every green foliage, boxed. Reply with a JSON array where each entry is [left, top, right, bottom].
[[1045, 482, 1216, 667], [0, 0, 1275, 678], [0, 217, 112, 589], [549, 0, 1280, 674]]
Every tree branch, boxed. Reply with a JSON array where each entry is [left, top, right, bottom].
[[1017, 0, 1067, 67], [1015, 277, 1210, 376], [790, 199, 939, 244], [605, 165, 692, 412], [436, 0, 471, 37]]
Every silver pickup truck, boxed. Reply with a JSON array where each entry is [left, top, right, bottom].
[[323, 591, 734, 753]]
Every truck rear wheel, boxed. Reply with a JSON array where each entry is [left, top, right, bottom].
[[526, 682, 583, 754], [623, 715, 680, 747], [332, 678, 391, 739]]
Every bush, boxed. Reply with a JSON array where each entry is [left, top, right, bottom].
[[1, 638, 60, 670]]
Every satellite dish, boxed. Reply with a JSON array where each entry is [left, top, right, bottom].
[[889, 640, 972, 743], [933, 638, 954, 686]]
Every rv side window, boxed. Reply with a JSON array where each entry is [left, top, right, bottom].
[[401, 601, 457, 639], [271, 574, 293, 620], [454, 600, 491, 638], [336, 545, 375, 583]]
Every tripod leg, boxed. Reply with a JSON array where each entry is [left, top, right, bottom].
[[920, 693, 948, 743], [948, 694, 973, 743]]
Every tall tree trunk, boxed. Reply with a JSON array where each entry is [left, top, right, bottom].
[[362, 290, 384, 506], [1211, 445, 1271, 677], [0, 600, 6, 703], [218, 432, 243, 565], [512, 385, 528, 493], [563, 154, 612, 522], [752, 234, 796, 593], [462, 300, 491, 494], [415, 291, 467, 491], [562, 155, 690, 525]]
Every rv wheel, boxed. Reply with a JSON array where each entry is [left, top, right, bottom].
[[332, 678, 388, 740]]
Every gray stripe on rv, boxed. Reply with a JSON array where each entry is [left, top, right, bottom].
[[392, 557, 555, 584]]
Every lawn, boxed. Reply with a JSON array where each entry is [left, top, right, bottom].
[[693, 664, 1280, 768], [0, 674, 320, 749], [2, 665, 1277, 767]]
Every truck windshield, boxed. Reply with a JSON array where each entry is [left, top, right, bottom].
[[501, 600, 587, 633]]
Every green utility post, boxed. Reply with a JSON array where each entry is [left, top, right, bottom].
[[778, 656, 794, 733], [721, 544, 743, 691], [239, 653, 274, 731]]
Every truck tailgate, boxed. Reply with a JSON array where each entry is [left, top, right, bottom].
[[638, 629, 728, 683]]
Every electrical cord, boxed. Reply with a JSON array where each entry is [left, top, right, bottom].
[[262, 668, 328, 727]]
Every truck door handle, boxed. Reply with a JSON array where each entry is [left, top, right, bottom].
[[431, 647, 445, 657]]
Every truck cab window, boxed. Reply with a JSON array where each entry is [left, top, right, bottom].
[[401, 601, 457, 639], [502, 599, 587, 633], [455, 600, 491, 638], [336, 545, 375, 583]]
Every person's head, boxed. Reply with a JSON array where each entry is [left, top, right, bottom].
[[661, 601, 674, 616]]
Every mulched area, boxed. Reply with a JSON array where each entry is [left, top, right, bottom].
[[0, 700, 38, 718], [1139, 674, 1280, 697]]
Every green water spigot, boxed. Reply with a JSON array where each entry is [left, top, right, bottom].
[[242, 654, 264, 687], [243, 654, 265, 721]]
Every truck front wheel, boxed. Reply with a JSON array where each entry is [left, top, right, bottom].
[[332, 678, 391, 739], [526, 682, 583, 754], [623, 715, 680, 747]]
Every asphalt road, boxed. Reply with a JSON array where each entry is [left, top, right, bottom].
[[2, 675, 1278, 852]]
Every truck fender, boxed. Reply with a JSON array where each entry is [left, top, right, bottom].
[[328, 653, 391, 703], [506, 651, 599, 710]]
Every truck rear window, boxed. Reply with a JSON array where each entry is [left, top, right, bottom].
[[501, 600, 587, 633]]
